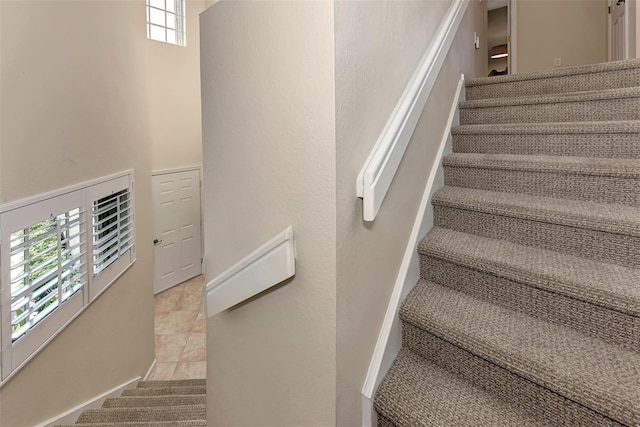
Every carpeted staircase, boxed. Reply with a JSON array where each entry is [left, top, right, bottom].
[[374, 59, 640, 426], [56, 379, 206, 427]]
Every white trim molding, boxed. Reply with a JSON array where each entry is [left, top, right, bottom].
[[204, 226, 296, 318], [361, 76, 465, 426], [151, 165, 203, 176], [36, 372, 146, 427], [356, 0, 469, 221], [0, 170, 135, 214], [144, 358, 158, 380]]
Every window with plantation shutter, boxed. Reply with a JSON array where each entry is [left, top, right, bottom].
[[87, 174, 136, 299], [0, 171, 135, 381], [9, 208, 86, 342], [92, 188, 134, 276], [1, 190, 87, 377]]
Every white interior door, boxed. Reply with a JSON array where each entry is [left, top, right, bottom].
[[609, 0, 628, 61], [152, 168, 202, 294]]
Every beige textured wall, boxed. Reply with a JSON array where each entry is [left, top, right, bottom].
[[149, 0, 205, 172], [200, 1, 337, 425], [0, 1, 155, 425], [517, 0, 607, 73], [489, 6, 509, 72], [334, 1, 487, 425]]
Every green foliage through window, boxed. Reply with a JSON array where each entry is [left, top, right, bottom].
[[9, 209, 85, 342]]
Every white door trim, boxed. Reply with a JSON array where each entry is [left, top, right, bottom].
[[608, 0, 632, 61], [509, 0, 517, 74]]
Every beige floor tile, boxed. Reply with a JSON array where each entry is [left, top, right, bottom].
[[174, 292, 203, 313], [180, 333, 206, 362], [182, 276, 205, 295], [154, 289, 182, 313], [154, 311, 199, 335], [155, 333, 190, 362], [152, 275, 207, 375], [150, 362, 178, 381], [191, 312, 206, 333], [173, 361, 206, 380]]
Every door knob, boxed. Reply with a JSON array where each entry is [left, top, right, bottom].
[[153, 239, 162, 245], [617, 0, 625, 5]]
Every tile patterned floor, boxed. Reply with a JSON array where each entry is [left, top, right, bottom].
[[149, 275, 206, 380]]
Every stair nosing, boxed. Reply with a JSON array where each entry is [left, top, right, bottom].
[[81, 404, 207, 412], [451, 120, 640, 135]]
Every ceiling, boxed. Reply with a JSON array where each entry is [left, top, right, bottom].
[[487, 0, 508, 11]]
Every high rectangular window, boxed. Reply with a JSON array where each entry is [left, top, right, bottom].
[[147, 0, 186, 46]]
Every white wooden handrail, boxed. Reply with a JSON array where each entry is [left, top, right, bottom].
[[356, 0, 469, 221], [204, 226, 296, 317]]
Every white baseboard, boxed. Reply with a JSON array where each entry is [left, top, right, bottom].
[[360, 75, 465, 427], [145, 358, 158, 380], [37, 358, 156, 427]]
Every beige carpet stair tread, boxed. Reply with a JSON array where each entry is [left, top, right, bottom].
[[102, 395, 206, 408], [76, 405, 206, 423], [378, 58, 640, 426], [374, 347, 548, 427], [65, 380, 207, 426], [460, 86, 640, 109], [419, 227, 640, 316], [466, 58, 640, 87], [452, 120, 640, 135], [400, 280, 640, 427], [432, 186, 640, 236], [137, 379, 205, 388], [443, 153, 640, 177], [122, 386, 206, 397]]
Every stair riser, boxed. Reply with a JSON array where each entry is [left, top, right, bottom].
[[102, 395, 207, 408], [419, 255, 640, 353], [76, 406, 206, 423], [452, 132, 640, 158], [401, 322, 623, 427], [433, 205, 640, 268], [460, 97, 639, 125], [466, 67, 640, 100], [444, 166, 640, 206], [122, 387, 206, 396], [137, 379, 206, 388]]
